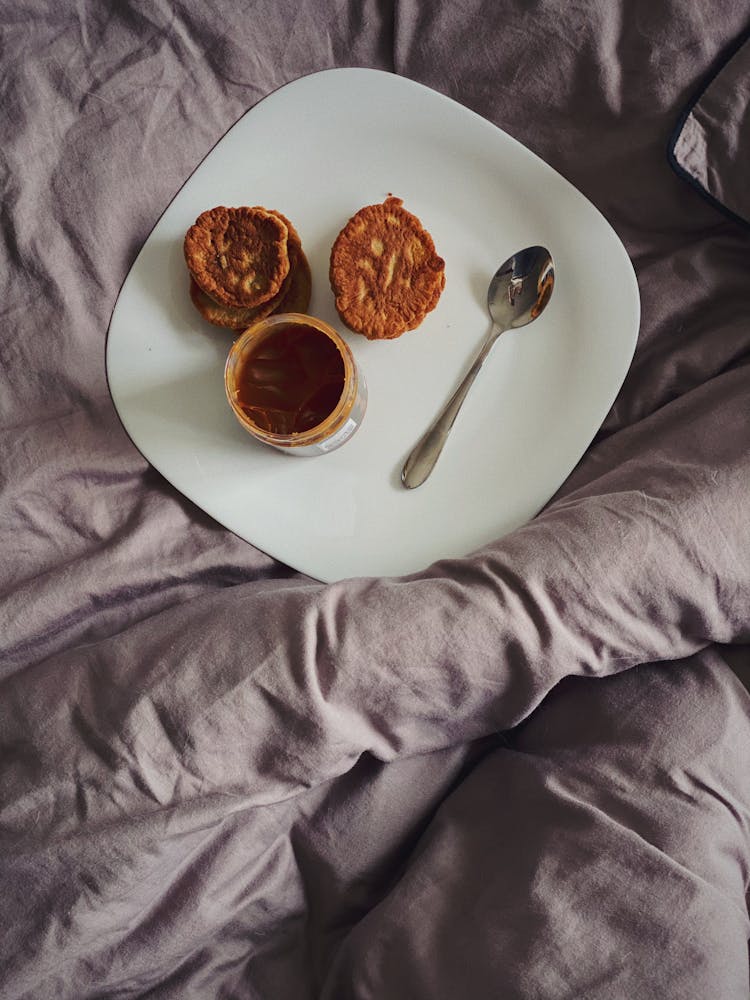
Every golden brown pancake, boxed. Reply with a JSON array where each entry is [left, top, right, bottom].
[[188, 211, 307, 330], [184, 205, 290, 309], [329, 196, 445, 340]]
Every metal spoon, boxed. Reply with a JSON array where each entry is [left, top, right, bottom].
[[401, 245, 555, 489]]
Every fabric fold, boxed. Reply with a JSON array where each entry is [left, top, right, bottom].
[[2, 368, 748, 842]]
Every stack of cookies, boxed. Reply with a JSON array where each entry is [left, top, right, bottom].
[[184, 206, 311, 332]]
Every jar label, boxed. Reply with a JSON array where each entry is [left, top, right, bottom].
[[318, 417, 359, 453]]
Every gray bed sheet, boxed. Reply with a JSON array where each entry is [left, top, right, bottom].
[[1, 2, 750, 998]]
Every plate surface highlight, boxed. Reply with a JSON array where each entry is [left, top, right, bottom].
[[106, 68, 640, 581]]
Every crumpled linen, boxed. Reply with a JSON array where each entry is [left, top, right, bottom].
[[1, 2, 750, 999]]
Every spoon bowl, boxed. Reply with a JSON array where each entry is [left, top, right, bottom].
[[401, 246, 555, 489]]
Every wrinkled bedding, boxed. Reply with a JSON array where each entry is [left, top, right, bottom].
[[2, 3, 750, 998]]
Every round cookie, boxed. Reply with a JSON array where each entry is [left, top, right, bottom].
[[189, 211, 307, 331], [329, 196, 445, 340], [184, 205, 290, 309]]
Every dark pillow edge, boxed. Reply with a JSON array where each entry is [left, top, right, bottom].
[[666, 23, 750, 232]]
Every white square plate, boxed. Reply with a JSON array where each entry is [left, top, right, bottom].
[[106, 68, 640, 581]]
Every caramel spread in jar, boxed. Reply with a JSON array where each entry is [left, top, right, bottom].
[[224, 312, 367, 456], [235, 323, 345, 434]]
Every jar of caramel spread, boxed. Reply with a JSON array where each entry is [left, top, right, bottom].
[[224, 313, 367, 455]]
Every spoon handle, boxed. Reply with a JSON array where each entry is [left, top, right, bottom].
[[401, 327, 501, 489]]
